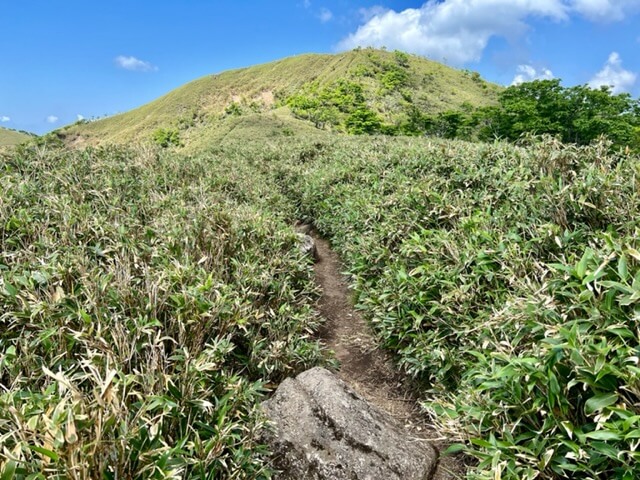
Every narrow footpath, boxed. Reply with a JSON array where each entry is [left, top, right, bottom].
[[311, 232, 466, 480]]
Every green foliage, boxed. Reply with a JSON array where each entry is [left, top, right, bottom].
[[459, 239, 640, 479], [403, 80, 640, 151], [0, 141, 325, 478], [431, 111, 468, 139], [475, 80, 640, 150], [394, 106, 433, 135], [394, 50, 410, 68], [344, 107, 383, 134], [266, 135, 640, 479], [380, 68, 409, 91], [352, 63, 375, 78], [287, 80, 383, 134], [394, 107, 477, 139], [463, 70, 484, 85], [224, 102, 243, 117], [152, 127, 182, 148]]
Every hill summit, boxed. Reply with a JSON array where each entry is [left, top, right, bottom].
[[60, 48, 500, 150]]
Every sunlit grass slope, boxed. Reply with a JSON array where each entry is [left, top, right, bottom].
[[59, 49, 499, 150], [0, 128, 33, 146]]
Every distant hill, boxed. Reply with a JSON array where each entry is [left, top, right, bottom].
[[60, 49, 500, 150], [0, 127, 34, 146]]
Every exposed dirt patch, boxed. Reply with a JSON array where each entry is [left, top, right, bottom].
[[311, 231, 467, 480], [260, 90, 275, 108]]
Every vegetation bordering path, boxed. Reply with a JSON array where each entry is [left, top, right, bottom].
[[0, 142, 325, 478], [262, 135, 640, 479], [2, 132, 640, 478]]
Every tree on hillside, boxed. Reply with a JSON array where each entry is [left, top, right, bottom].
[[287, 79, 369, 130], [476, 79, 640, 150], [344, 107, 383, 134], [566, 85, 640, 146]]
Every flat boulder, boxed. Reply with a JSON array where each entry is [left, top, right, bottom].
[[262, 367, 438, 480]]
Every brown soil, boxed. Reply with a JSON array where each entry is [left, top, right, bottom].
[[311, 231, 467, 480]]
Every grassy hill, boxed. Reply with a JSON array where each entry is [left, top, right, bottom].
[[0, 127, 33, 146], [59, 48, 500, 150]]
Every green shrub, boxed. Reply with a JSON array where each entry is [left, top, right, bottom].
[[454, 239, 640, 479], [344, 107, 383, 134], [394, 50, 410, 68], [5, 130, 640, 478], [0, 143, 325, 478], [266, 135, 640, 479], [152, 127, 182, 148], [380, 68, 409, 91], [224, 102, 243, 116]]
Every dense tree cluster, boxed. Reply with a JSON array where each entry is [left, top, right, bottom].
[[288, 74, 640, 151], [425, 80, 640, 150]]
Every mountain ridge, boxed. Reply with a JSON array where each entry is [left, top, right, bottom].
[[59, 49, 500, 150]]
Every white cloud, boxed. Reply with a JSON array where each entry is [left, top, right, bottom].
[[114, 55, 158, 72], [588, 52, 637, 93], [512, 64, 555, 85], [319, 8, 333, 22], [340, 0, 640, 65], [303, 0, 311, 8], [0, 116, 10, 122], [569, 0, 640, 22], [338, 0, 569, 65], [77, 114, 85, 121], [46, 115, 59, 124]]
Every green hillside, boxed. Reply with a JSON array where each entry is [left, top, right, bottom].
[[59, 49, 500, 150], [0, 127, 33, 146]]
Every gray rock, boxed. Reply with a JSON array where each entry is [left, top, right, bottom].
[[294, 221, 313, 235], [262, 367, 438, 480], [297, 232, 317, 260]]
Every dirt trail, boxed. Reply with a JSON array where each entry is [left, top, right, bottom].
[[311, 232, 465, 480]]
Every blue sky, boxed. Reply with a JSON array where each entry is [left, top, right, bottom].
[[2, 0, 640, 134]]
